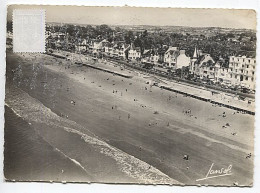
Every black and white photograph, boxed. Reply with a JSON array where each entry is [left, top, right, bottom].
[[4, 5, 256, 186]]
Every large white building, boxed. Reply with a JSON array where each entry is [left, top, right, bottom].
[[164, 47, 190, 69], [190, 46, 256, 90], [228, 56, 256, 90], [176, 50, 191, 69]]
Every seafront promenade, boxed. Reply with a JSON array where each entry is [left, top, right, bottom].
[[47, 50, 255, 115]]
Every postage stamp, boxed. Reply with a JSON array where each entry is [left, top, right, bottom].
[[13, 9, 45, 53], [5, 5, 256, 187]]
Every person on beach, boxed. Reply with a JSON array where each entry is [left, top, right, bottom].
[[246, 153, 252, 159], [70, 100, 76, 105], [183, 154, 189, 160]]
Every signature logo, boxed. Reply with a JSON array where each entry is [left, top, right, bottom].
[[196, 163, 232, 182]]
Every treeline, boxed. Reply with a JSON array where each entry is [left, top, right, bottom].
[[8, 21, 255, 61], [55, 24, 255, 61]]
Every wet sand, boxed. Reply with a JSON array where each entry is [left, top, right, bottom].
[[4, 106, 92, 182], [5, 52, 254, 186]]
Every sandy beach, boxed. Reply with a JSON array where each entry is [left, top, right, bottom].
[[4, 52, 254, 186]]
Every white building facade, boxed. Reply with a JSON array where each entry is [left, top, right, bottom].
[[228, 56, 256, 90], [128, 43, 141, 60]]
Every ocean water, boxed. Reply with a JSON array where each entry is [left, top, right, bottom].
[[4, 106, 92, 182], [5, 85, 180, 184]]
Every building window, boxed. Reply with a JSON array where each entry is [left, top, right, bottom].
[[245, 76, 248, 81], [247, 65, 249, 68], [252, 71, 255, 75], [252, 77, 254, 81], [235, 75, 237, 78]]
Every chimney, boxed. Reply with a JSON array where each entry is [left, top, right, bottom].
[[180, 50, 185, 55]]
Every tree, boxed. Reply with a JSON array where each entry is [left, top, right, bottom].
[[134, 37, 144, 53], [124, 31, 134, 44]]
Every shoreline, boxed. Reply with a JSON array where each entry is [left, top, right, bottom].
[[5, 51, 254, 185], [4, 105, 93, 182], [5, 87, 180, 185]]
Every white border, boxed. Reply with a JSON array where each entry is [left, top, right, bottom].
[[0, 1, 259, 193]]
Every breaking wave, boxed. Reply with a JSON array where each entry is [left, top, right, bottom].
[[5, 86, 181, 185]]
